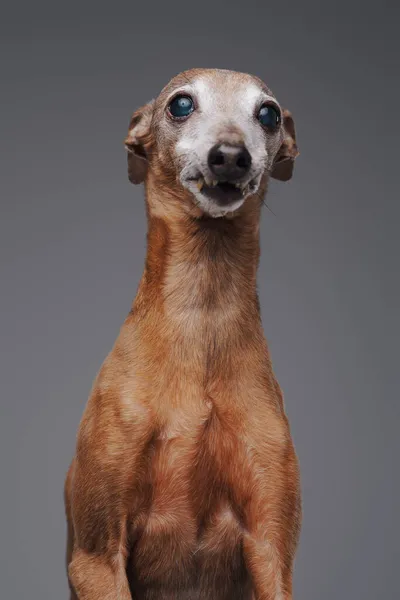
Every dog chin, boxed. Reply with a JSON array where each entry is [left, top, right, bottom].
[[194, 191, 245, 217], [183, 180, 258, 218]]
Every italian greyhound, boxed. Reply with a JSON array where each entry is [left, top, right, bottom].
[[65, 68, 301, 600]]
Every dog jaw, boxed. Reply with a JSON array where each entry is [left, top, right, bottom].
[[180, 172, 264, 218]]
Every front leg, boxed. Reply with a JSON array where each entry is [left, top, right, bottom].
[[242, 438, 301, 600], [244, 534, 293, 600], [69, 549, 131, 600], [66, 386, 154, 599]]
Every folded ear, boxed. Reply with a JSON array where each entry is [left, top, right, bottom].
[[271, 109, 299, 182], [124, 100, 154, 184]]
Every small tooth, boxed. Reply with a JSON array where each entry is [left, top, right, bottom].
[[196, 178, 204, 191], [212, 180, 218, 187], [235, 183, 241, 189], [204, 176, 213, 187]]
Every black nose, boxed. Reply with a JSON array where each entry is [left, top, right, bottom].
[[208, 143, 252, 181]]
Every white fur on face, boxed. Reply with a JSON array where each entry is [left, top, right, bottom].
[[173, 75, 280, 217]]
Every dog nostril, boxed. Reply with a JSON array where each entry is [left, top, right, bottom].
[[237, 154, 250, 169], [210, 150, 225, 166]]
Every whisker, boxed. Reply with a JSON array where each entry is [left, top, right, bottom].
[[255, 190, 277, 217]]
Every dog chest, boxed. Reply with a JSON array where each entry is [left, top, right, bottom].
[[127, 400, 253, 592]]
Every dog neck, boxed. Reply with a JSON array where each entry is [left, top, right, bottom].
[[127, 179, 268, 383]]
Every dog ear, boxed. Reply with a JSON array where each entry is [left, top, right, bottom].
[[124, 100, 154, 184], [271, 109, 299, 182]]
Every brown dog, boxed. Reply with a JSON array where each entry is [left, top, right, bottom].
[[64, 68, 301, 600]]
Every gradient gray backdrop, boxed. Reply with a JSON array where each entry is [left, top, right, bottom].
[[1, 1, 399, 598]]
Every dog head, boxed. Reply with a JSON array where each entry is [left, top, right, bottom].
[[125, 69, 299, 218]]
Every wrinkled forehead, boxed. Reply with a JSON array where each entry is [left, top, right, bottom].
[[155, 69, 278, 114]]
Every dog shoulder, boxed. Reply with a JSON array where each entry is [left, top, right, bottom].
[[75, 353, 155, 470]]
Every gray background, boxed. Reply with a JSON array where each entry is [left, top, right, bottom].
[[1, 1, 399, 598]]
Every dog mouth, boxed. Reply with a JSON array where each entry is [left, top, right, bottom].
[[190, 176, 255, 206]]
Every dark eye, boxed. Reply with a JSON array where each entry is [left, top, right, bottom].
[[257, 104, 281, 130], [168, 95, 195, 119]]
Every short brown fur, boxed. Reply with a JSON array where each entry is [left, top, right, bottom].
[[65, 68, 301, 600]]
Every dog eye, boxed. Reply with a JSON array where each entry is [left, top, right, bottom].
[[168, 95, 195, 119], [257, 104, 281, 130]]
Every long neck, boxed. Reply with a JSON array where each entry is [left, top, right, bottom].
[[128, 188, 268, 385]]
